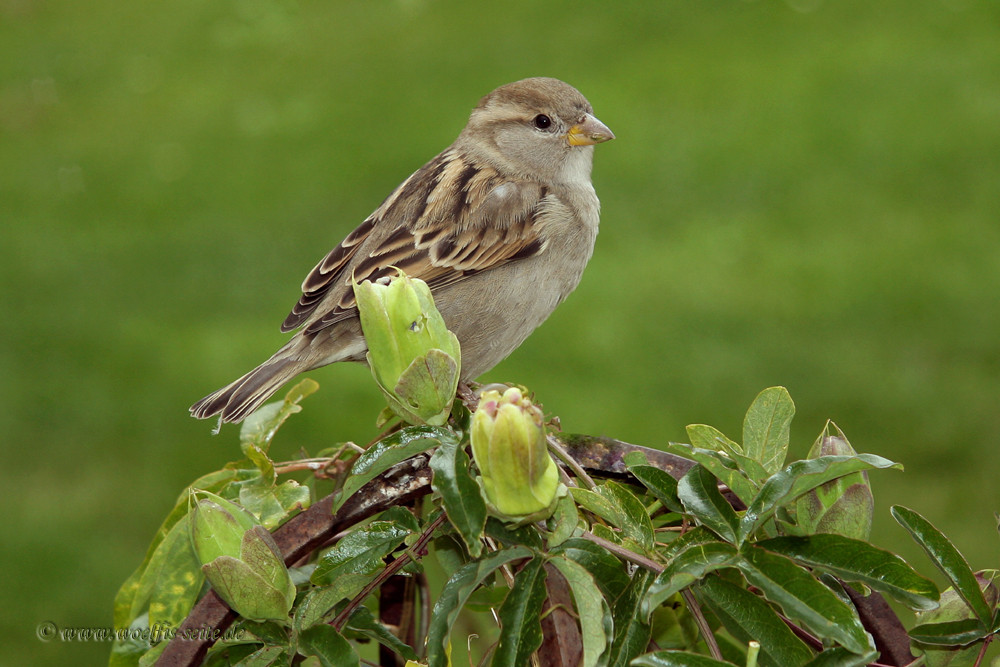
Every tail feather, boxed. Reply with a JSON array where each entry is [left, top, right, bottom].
[[190, 357, 301, 423]]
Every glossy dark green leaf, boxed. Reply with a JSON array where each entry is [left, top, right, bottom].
[[551, 555, 611, 667], [550, 538, 631, 600], [624, 452, 684, 513], [908, 618, 989, 646], [698, 575, 813, 667], [661, 442, 758, 505], [332, 425, 453, 513], [891, 505, 993, 625], [297, 623, 360, 666], [494, 557, 548, 667], [311, 520, 410, 585], [430, 436, 486, 557], [737, 545, 873, 654], [570, 487, 631, 535], [739, 455, 902, 543], [687, 423, 770, 485], [677, 465, 739, 543], [606, 569, 655, 667], [742, 386, 795, 476], [293, 574, 370, 631], [227, 644, 288, 666], [798, 646, 878, 667], [484, 516, 544, 549], [631, 651, 736, 666], [599, 481, 655, 550], [644, 541, 739, 615], [547, 488, 580, 547], [426, 546, 532, 667], [344, 605, 419, 661], [758, 534, 939, 610]]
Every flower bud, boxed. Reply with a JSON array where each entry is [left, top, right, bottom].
[[470, 387, 562, 521], [354, 270, 461, 426], [190, 493, 296, 622], [793, 423, 874, 540]]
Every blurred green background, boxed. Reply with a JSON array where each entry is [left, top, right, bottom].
[[4, 0, 999, 664]]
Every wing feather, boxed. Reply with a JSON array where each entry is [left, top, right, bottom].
[[286, 149, 551, 336]]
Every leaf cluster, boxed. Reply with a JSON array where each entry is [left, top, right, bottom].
[[111, 385, 1000, 667]]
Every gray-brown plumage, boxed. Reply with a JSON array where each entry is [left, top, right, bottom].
[[191, 77, 614, 423]]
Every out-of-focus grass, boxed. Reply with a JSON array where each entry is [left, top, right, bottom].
[[3, 1, 999, 664]]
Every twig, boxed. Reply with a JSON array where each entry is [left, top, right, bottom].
[[973, 633, 993, 667], [682, 588, 722, 661], [579, 530, 663, 573], [332, 512, 447, 630], [548, 434, 597, 490]]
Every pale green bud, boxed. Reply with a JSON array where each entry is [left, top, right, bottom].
[[353, 270, 461, 426], [190, 494, 296, 622], [793, 423, 874, 540], [470, 387, 562, 521]]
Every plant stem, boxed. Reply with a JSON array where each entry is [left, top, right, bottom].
[[682, 588, 722, 661], [548, 434, 597, 489], [332, 512, 447, 630], [580, 531, 664, 573]]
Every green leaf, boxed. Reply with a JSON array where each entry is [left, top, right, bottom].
[[624, 453, 684, 514], [311, 520, 411, 585], [429, 436, 486, 557], [631, 651, 736, 666], [136, 514, 205, 629], [113, 469, 242, 628], [293, 574, 371, 630], [677, 465, 739, 543], [550, 538, 631, 600], [297, 623, 360, 666], [494, 557, 548, 667], [599, 481, 656, 550], [344, 605, 419, 661], [687, 423, 770, 484], [547, 489, 580, 547], [644, 541, 739, 615], [742, 386, 795, 476], [737, 545, 873, 655], [332, 425, 452, 513], [908, 618, 990, 646], [798, 646, 878, 667], [606, 569, 655, 667], [739, 454, 902, 543], [484, 516, 544, 550], [891, 505, 994, 626], [697, 575, 813, 667], [238, 478, 311, 531], [239, 378, 318, 452], [660, 442, 758, 505], [551, 556, 612, 667], [426, 546, 532, 667], [758, 534, 939, 610]]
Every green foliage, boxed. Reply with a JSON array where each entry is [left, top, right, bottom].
[[111, 385, 1000, 666]]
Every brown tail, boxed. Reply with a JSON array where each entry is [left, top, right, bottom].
[[190, 356, 302, 423]]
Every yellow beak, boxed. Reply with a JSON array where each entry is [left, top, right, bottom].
[[566, 113, 615, 146]]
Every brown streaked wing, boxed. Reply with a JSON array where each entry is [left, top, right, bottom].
[[297, 152, 550, 336]]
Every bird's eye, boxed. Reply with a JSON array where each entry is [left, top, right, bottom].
[[533, 114, 552, 130]]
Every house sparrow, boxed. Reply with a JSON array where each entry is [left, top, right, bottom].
[[191, 77, 614, 423]]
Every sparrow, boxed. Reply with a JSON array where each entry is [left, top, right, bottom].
[[191, 77, 614, 423]]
